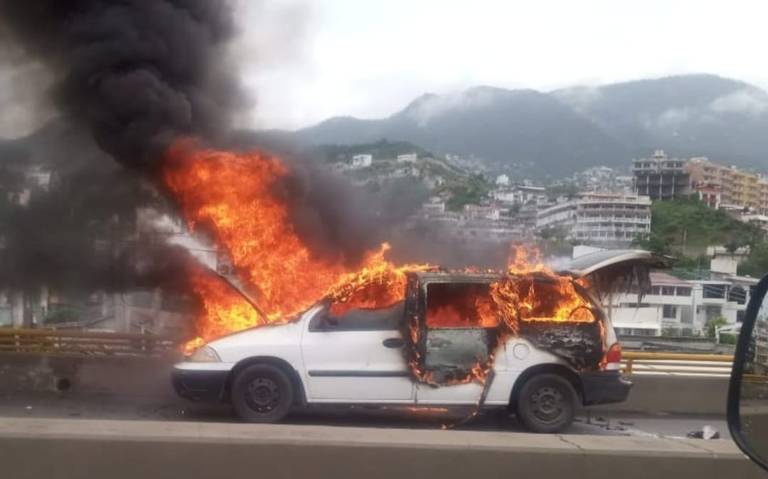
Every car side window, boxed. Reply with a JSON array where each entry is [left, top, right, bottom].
[[308, 302, 405, 332], [425, 282, 498, 329]]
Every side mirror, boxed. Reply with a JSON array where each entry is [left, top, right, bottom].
[[728, 274, 768, 471]]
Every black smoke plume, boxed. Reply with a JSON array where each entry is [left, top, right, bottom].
[[0, 119, 194, 294], [0, 0, 240, 170], [0, 0, 430, 299]]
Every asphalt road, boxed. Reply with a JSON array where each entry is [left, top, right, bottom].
[[0, 390, 729, 439]]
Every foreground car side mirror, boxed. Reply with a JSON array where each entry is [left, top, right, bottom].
[[728, 273, 768, 471]]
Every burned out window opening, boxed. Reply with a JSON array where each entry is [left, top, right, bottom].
[[310, 301, 405, 332], [406, 271, 613, 386], [425, 282, 498, 329], [414, 279, 500, 385]]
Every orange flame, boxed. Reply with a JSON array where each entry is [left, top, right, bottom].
[[507, 245, 549, 275], [163, 142, 599, 381], [162, 140, 428, 348], [491, 245, 595, 330], [325, 244, 430, 316]]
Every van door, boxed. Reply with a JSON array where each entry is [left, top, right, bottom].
[[414, 281, 490, 404], [300, 303, 415, 402]]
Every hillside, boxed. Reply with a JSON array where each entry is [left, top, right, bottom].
[[641, 199, 763, 254], [310, 139, 434, 164], [633, 199, 768, 278], [297, 87, 624, 177], [291, 74, 768, 177], [554, 74, 768, 168]]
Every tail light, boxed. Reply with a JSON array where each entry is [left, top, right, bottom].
[[603, 342, 622, 371]]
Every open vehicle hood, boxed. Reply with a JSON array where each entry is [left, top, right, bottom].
[[559, 249, 670, 301], [559, 249, 669, 278]]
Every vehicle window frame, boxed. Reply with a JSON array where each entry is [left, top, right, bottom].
[[422, 279, 496, 330], [307, 302, 405, 333]]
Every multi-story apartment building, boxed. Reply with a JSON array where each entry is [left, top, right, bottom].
[[632, 150, 690, 200], [686, 157, 768, 213], [536, 192, 651, 245]]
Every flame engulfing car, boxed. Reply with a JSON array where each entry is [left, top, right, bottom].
[[173, 250, 664, 433]]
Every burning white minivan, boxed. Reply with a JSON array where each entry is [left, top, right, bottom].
[[173, 249, 665, 433]]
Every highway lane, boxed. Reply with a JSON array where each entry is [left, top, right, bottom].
[[0, 390, 729, 439]]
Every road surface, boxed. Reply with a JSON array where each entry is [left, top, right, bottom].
[[0, 390, 728, 439]]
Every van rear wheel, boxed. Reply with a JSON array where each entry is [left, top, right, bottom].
[[231, 364, 294, 423], [515, 373, 576, 433]]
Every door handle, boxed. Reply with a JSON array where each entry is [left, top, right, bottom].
[[382, 337, 405, 348]]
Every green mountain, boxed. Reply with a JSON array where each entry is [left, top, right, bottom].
[[293, 74, 768, 176]]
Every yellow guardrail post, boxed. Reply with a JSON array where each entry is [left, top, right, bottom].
[[622, 352, 734, 362], [621, 351, 734, 376], [0, 328, 179, 357]]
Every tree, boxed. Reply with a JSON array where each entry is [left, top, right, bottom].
[[631, 232, 671, 255], [445, 174, 490, 211], [705, 316, 728, 338], [738, 242, 768, 277]]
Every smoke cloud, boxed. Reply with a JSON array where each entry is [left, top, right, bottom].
[[0, 0, 242, 170], [0, 0, 429, 291], [0, 120, 193, 293]]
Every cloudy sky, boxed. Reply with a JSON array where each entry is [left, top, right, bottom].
[[2, 0, 767, 138], [242, 0, 768, 130]]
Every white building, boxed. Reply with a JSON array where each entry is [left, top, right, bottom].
[[537, 192, 651, 245], [421, 197, 446, 215], [464, 204, 501, 221], [609, 272, 696, 336], [608, 272, 756, 337], [351, 154, 372, 169], [397, 153, 418, 163], [493, 186, 547, 206], [496, 174, 510, 186]]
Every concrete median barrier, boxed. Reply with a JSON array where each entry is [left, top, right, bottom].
[[588, 375, 729, 416], [0, 354, 732, 416], [0, 353, 177, 397], [0, 417, 762, 479]]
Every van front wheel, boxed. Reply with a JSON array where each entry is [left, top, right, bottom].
[[231, 364, 294, 423], [515, 373, 576, 433]]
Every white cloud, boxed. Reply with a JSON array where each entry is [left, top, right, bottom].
[[554, 86, 603, 113], [407, 89, 496, 127], [655, 108, 692, 128], [242, 0, 768, 129], [709, 89, 768, 116]]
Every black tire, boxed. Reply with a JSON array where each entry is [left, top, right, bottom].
[[231, 364, 294, 423], [515, 373, 577, 433]]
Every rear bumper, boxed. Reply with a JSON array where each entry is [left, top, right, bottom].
[[579, 370, 632, 406], [172, 368, 229, 401]]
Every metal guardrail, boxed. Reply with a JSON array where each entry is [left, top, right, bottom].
[[623, 351, 733, 376], [0, 328, 179, 357], [0, 331, 743, 369]]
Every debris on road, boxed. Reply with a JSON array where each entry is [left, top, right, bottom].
[[686, 425, 720, 439]]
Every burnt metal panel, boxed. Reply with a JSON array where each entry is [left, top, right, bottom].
[[424, 329, 491, 369], [518, 321, 604, 370]]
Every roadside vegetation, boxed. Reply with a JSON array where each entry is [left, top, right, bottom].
[[633, 199, 768, 277], [442, 174, 491, 211]]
